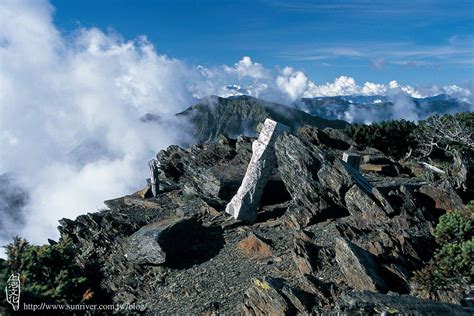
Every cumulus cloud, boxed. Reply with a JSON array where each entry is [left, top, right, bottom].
[[0, 0, 472, 254], [305, 76, 359, 96], [276, 67, 309, 100], [223, 56, 270, 79], [361, 82, 387, 95], [196, 58, 471, 103], [0, 0, 196, 249]]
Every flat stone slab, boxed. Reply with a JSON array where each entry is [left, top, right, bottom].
[[339, 291, 470, 315]]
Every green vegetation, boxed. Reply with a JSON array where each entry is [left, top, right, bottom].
[[0, 237, 99, 307], [413, 201, 474, 295], [432, 209, 473, 283], [434, 208, 473, 244], [344, 119, 416, 158], [344, 112, 473, 161]]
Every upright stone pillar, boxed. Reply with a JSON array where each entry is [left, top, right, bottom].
[[225, 119, 289, 223], [148, 159, 160, 197]]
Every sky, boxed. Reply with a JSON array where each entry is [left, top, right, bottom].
[[50, 0, 474, 86], [0, 0, 473, 253]]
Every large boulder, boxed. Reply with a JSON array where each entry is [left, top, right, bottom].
[[418, 180, 465, 211], [125, 216, 224, 268], [274, 133, 331, 225], [125, 222, 169, 265]]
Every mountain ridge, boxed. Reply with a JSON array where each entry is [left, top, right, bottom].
[[294, 94, 471, 123], [175, 95, 349, 143]]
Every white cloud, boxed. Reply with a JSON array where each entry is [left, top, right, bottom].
[[389, 91, 420, 121], [305, 76, 358, 97], [0, 0, 195, 249], [223, 56, 270, 79], [361, 82, 387, 95], [276, 67, 309, 100]]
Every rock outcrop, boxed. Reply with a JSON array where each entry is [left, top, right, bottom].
[[55, 121, 472, 314], [126, 216, 208, 266]]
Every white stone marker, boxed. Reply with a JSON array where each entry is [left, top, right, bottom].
[[225, 118, 289, 223], [148, 159, 160, 197]]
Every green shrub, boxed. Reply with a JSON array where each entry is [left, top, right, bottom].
[[0, 237, 96, 307], [432, 238, 474, 283], [413, 203, 474, 294], [344, 120, 417, 159], [344, 113, 473, 161], [434, 210, 473, 244]]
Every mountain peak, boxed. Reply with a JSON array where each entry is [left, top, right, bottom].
[[177, 95, 348, 143]]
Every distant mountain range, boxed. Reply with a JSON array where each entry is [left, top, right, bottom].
[[137, 94, 472, 143], [294, 94, 471, 123]]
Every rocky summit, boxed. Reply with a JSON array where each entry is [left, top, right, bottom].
[[53, 117, 473, 314]]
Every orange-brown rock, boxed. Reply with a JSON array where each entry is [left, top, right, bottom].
[[237, 233, 273, 259]]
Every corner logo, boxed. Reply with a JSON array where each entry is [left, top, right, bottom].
[[5, 273, 21, 311]]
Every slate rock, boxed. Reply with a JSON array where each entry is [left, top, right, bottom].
[[418, 180, 465, 211], [338, 291, 470, 315], [344, 185, 389, 228], [275, 134, 330, 217], [242, 278, 295, 315], [334, 238, 388, 292], [292, 238, 318, 275]]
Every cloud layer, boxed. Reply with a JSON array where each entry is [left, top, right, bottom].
[[0, 0, 196, 247], [0, 0, 472, 252]]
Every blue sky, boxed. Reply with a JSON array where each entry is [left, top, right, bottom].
[[50, 0, 474, 86]]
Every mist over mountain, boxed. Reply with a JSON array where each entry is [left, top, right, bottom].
[[295, 94, 472, 124], [0, 173, 28, 243]]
